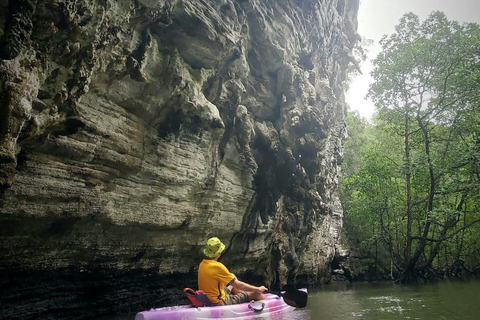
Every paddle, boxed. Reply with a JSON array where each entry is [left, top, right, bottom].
[[266, 289, 308, 308]]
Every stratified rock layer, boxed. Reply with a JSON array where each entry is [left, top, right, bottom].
[[0, 0, 359, 318]]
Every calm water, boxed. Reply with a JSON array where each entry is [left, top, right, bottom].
[[96, 279, 480, 319], [290, 279, 480, 320]]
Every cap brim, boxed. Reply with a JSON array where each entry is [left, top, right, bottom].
[[218, 243, 225, 255]]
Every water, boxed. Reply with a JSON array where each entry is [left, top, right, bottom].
[[95, 279, 480, 319], [298, 279, 480, 320]]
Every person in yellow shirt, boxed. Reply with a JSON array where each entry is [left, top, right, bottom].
[[198, 237, 268, 305]]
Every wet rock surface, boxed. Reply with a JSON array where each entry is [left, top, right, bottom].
[[0, 0, 359, 318]]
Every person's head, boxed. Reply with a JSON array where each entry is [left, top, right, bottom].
[[203, 237, 225, 259]]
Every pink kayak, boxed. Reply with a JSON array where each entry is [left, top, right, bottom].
[[134, 292, 302, 320]]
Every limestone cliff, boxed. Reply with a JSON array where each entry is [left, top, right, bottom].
[[0, 0, 359, 318]]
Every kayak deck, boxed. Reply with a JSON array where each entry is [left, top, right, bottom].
[[135, 293, 296, 320]]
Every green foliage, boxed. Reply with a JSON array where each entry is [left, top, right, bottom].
[[341, 11, 480, 282]]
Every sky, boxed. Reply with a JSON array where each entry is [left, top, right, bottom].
[[345, 0, 480, 120]]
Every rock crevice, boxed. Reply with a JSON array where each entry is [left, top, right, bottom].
[[0, 0, 359, 318]]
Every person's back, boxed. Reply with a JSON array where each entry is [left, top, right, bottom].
[[198, 258, 234, 304]]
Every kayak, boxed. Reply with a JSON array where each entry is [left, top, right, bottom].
[[134, 291, 304, 320]]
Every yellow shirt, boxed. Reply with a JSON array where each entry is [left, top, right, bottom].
[[198, 259, 235, 304]]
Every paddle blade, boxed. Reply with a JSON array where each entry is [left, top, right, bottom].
[[282, 289, 308, 308], [282, 296, 298, 308]]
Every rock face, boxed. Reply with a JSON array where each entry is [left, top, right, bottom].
[[0, 0, 359, 318]]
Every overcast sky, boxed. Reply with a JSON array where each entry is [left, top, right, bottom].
[[345, 0, 480, 119]]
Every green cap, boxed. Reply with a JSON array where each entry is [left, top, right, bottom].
[[203, 237, 226, 258]]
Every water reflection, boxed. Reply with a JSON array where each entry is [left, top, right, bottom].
[[247, 309, 309, 320], [93, 279, 480, 319], [305, 279, 480, 320]]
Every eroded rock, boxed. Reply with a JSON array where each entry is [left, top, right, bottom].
[[0, 0, 360, 318]]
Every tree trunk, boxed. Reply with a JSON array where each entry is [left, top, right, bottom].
[[404, 101, 413, 265]]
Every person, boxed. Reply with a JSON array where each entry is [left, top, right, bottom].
[[198, 237, 268, 305]]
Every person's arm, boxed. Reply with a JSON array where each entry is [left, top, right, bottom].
[[229, 278, 267, 293]]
